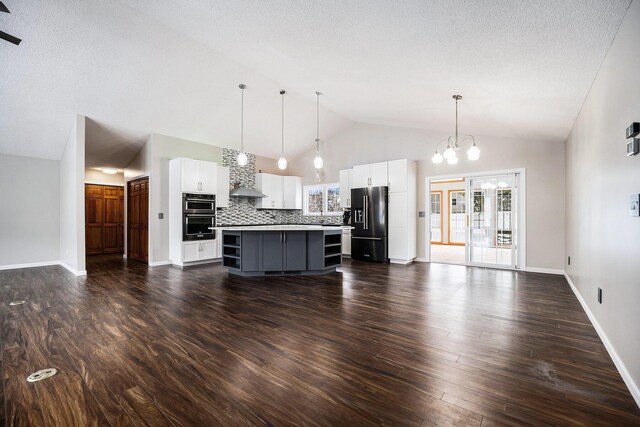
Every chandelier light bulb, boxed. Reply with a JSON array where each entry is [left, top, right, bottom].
[[447, 155, 459, 165], [237, 151, 248, 166], [278, 154, 288, 170], [432, 151, 444, 164], [443, 146, 455, 160], [467, 143, 480, 161], [313, 152, 324, 169]]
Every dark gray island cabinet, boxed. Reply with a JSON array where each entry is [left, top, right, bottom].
[[221, 226, 342, 276]]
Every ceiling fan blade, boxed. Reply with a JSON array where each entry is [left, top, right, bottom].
[[0, 30, 21, 45], [0, 2, 9, 14]]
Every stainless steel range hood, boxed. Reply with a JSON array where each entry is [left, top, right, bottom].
[[229, 183, 265, 198]]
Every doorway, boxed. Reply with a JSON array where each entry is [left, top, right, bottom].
[[127, 177, 149, 264], [427, 170, 524, 269]]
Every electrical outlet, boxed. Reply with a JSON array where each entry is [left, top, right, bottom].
[[568, 256, 571, 265], [597, 287, 603, 304]]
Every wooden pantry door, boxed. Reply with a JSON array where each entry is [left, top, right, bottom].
[[85, 184, 124, 255], [127, 177, 149, 263]]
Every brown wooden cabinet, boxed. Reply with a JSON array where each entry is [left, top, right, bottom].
[[85, 184, 124, 255], [127, 177, 149, 263]]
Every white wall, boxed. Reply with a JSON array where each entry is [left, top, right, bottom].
[[565, 0, 640, 404], [289, 122, 565, 270], [0, 154, 60, 268], [59, 115, 86, 275], [85, 169, 124, 186]]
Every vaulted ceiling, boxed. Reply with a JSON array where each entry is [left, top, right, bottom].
[[0, 0, 631, 164]]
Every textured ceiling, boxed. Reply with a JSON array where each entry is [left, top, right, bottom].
[[0, 0, 632, 163]]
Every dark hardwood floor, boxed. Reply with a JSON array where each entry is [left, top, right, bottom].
[[1, 256, 638, 426]]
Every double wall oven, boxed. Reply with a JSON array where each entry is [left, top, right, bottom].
[[183, 193, 216, 241]]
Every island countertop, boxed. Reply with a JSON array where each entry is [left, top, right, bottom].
[[216, 224, 345, 232]]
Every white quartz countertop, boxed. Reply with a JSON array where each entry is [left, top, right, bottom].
[[213, 225, 348, 231]]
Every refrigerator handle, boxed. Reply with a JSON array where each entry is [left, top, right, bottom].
[[364, 195, 368, 230]]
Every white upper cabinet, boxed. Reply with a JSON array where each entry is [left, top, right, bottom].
[[352, 162, 389, 188], [180, 158, 202, 193], [178, 158, 217, 194], [283, 176, 302, 210], [339, 169, 353, 208], [388, 159, 409, 193], [216, 166, 230, 208], [256, 173, 302, 210], [199, 161, 217, 194], [369, 162, 388, 187], [352, 164, 371, 188]]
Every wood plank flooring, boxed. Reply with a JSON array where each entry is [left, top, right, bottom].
[[1, 256, 638, 426]]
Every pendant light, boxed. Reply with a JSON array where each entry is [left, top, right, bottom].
[[431, 95, 480, 165], [313, 91, 324, 170], [236, 84, 248, 166], [277, 90, 288, 170]]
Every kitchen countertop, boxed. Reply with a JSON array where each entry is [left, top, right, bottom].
[[216, 225, 345, 231]]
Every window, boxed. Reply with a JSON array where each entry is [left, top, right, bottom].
[[304, 183, 341, 216], [449, 190, 466, 244]]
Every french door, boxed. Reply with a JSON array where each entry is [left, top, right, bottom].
[[466, 173, 518, 268]]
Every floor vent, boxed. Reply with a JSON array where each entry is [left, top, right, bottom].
[[27, 368, 58, 383]]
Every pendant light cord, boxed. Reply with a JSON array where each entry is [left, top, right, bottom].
[[241, 86, 244, 152], [281, 90, 285, 154], [455, 96, 458, 144], [316, 92, 320, 147]]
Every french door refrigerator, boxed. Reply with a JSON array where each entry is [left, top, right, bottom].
[[351, 186, 388, 262]]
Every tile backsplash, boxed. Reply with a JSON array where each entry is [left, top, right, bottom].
[[216, 148, 341, 226]]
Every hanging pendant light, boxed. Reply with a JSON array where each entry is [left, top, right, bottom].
[[277, 90, 288, 170], [236, 84, 248, 166], [431, 95, 479, 164], [313, 91, 324, 169]]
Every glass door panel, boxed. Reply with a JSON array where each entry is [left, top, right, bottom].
[[430, 191, 442, 243], [468, 174, 517, 267], [448, 190, 466, 245]]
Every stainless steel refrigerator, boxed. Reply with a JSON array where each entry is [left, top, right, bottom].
[[351, 186, 388, 262]]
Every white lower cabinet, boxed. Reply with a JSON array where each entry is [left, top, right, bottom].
[[342, 228, 352, 256], [182, 240, 218, 263]]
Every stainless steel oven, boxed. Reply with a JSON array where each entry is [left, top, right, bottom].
[[183, 214, 216, 241], [183, 193, 216, 214]]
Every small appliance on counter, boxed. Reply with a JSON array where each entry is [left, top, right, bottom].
[[351, 186, 388, 262], [342, 210, 351, 225]]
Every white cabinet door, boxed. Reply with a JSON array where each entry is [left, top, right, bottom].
[[283, 176, 302, 209], [339, 169, 352, 208], [181, 158, 201, 193], [388, 192, 408, 260], [216, 166, 230, 208], [352, 164, 370, 188], [342, 229, 352, 255], [199, 161, 217, 194], [369, 162, 389, 187], [387, 159, 407, 193], [256, 173, 284, 209], [183, 242, 200, 262], [201, 241, 217, 259]]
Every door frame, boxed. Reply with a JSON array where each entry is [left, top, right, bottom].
[[124, 174, 151, 264], [425, 168, 526, 270]]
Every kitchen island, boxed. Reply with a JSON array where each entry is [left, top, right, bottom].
[[220, 225, 343, 276]]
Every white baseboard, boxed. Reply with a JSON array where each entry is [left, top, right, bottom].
[[564, 272, 640, 408], [523, 267, 564, 275], [59, 262, 87, 276], [0, 260, 60, 271], [149, 260, 172, 267], [390, 258, 413, 265], [413, 257, 428, 263]]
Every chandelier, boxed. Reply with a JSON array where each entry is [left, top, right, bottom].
[[431, 95, 480, 165]]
